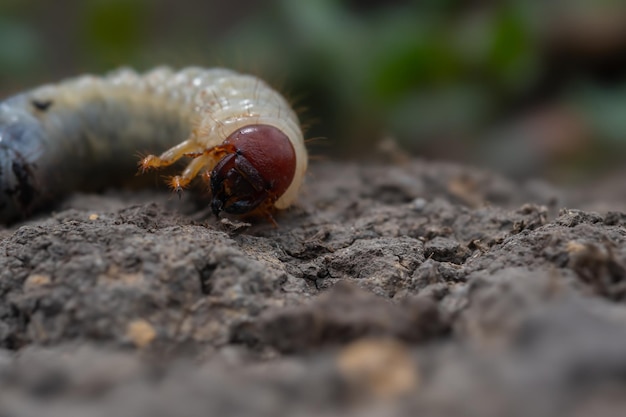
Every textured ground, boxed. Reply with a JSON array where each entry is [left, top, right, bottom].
[[1, 159, 626, 417]]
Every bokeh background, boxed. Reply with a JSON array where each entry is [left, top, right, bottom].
[[1, 0, 625, 182]]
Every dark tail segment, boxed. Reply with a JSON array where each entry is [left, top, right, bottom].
[[0, 96, 48, 224], [0, 85, 189, 224]]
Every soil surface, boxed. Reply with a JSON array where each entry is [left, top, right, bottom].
[[1, 159, 626, 417]]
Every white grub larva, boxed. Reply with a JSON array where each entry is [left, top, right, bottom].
[[0, 67, 308, 224]]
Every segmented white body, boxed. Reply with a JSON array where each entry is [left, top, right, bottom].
[[0, 67, 307, 222]]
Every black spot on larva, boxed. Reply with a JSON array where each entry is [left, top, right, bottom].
[[0, 186, 6, 211], [11, 159, 37, 209], [31, 99, 53, 112], [0, 168, 4, 210]]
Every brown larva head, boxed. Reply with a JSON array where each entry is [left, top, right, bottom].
[[209, 124, 296, 216]]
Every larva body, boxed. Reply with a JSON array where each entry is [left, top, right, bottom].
[[0, 67, 307, 223]]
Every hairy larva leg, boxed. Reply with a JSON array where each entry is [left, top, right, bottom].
[[168, 152, 222, 192], [139, 139, 203, 172]]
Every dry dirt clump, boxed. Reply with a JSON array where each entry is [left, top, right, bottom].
[[1, 159, 626, 417]]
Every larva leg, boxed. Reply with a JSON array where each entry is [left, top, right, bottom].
[[168, 152, 219, 192], [139, 139, 203, 172]]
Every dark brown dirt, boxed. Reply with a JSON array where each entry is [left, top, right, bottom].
[[1, 159, 626, 417]]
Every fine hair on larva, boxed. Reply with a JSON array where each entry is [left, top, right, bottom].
[[0, 67, 308, 224]]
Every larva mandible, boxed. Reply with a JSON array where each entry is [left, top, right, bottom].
[[0, 67, 307, 224]]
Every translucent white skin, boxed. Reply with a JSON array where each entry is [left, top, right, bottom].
[[0, 67, 307, 222]]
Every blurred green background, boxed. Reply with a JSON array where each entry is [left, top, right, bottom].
[[1, 0, 625, 182]]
